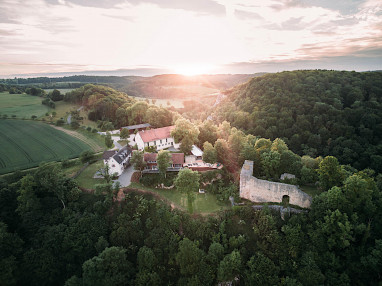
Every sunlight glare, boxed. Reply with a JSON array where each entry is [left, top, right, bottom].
[[172, 64, 215, 76]]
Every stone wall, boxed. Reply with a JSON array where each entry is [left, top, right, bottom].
[[240, 160, 312, 208]]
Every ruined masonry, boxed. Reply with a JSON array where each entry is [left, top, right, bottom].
[[240, 160, 312, 208]]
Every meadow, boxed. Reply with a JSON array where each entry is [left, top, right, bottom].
[[129, 182, 229, 214], [131, 96, 185, 108], [0, 92, 49, 118], [0, 119, 94, 174]]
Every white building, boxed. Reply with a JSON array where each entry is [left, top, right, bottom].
[[135, 126, 179, 151], [102, 146, 132, 176]]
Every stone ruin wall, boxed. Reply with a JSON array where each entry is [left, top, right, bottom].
[[240, 160, 312, 208]]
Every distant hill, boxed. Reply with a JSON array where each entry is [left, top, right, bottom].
[[213, 70, 382, 172], [0, 74, 261, 99]]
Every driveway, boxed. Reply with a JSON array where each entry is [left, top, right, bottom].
[[113, 165, 135, 187], [111, 136, 122, 150]]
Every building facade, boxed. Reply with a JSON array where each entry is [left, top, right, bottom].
[[103, 146, 133, 176], [135, 126, 179, 151]]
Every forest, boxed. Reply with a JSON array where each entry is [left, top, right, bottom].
[[1, 157, 381, 285], [214, 70, 382, 173], [1, 70, 382, 285]]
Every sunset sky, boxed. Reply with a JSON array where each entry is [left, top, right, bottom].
[[0, 0, 381, 77]]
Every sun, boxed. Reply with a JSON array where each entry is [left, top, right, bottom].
[[172, 63, 215, 76]]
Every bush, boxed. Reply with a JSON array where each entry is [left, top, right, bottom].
[[56, 119, 65, 126], [86, 126, 92, 132], [61, 159, 77, 168], [140, 173, 177, 187], [80, 150, 96, 164], [70, 120, 80, 129], [92, 128, 98, 133]]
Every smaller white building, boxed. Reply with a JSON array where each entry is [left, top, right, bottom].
[[135, 126, 179, 151], [103, 146, 132, 176]]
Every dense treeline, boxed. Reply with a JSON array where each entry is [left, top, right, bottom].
[[1, 74, 257, 99], [64, 84, 176, 129], [214, 70, 382, 172], [0, 161, 381, 285]]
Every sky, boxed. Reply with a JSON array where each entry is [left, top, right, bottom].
[[0, 0, 381, 77]]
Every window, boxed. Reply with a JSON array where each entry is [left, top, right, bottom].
[[166, 138, 168, 142], [171, 142, 174, 145], [160, 139, 162, 144]]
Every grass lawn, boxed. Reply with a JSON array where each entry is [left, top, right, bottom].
[[129, 182, 230, 214], [75, 160, 105, 189], [0, 92, 49, 118], [0, 119, 94, 175], [118, 140, 128, 146]]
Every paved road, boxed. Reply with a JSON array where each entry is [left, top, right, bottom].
[[111, 136, 122, 150], [114, 165, 135, 187]]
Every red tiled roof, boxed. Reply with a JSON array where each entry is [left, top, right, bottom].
[[138, 126, 175, 143], [143, 152, 184, 165], [171, 153, 184, 165], [144, 153, 157, 162]]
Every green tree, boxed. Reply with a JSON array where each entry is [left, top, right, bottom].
[[198, 120, 218, 146], [174, 168, 200, 213], [105, 133, 113, 149], [318, 156, 344, 191], [130, 101, 149, 124], [156, 150, 172, 178], [120, 128, 130, 139], [0, 222, 23, 286], [244, 252, 279, 286], [214, 139, 229, 164], [217, 250, 242, 282], [130, 151, 146, 174], [81, 247, 134, 286], [260, 150, 281, 178], [80, 150, 95, 164], [171, 118, 199, 154], [202, 142, 217, 164]]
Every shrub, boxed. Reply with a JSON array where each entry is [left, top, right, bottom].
[[80, 150, 96, 164], [56, 119, 65, 126], [86, 126, 92, 132], [92, 128, 98, 133]]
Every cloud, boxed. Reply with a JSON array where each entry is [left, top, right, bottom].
[[45, 0, 226, 15], [126, 0, 226, 15], [271, 0, 365, 15], [234, 9, 263, 20], [44, 0, 125, 9]]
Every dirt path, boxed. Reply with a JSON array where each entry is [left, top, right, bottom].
[[50, 125, 103, 152]]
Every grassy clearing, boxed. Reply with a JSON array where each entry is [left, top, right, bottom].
[[0, 92, 49, 118], [129, 182, 229, 214], [131, 96, 184, 108], [75, 160, 104, 189], [0, 119, 94, 175]]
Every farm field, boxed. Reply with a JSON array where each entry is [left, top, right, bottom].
[[0, 119, 94, 174], [0, 92, 49, 118]]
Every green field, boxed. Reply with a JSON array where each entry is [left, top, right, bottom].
[[0, 120, 94, 174], [74, 160, 104, 189], [0, 92, 49, 118]]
